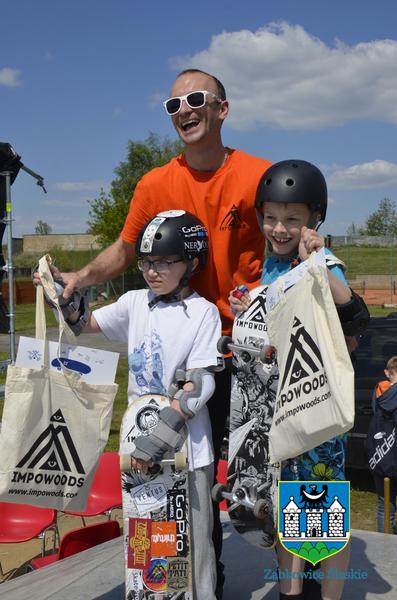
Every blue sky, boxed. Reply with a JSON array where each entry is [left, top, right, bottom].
[[1, 0, 397, 238]]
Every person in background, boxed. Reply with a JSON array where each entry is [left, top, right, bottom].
[[370, 356, 397, 534]]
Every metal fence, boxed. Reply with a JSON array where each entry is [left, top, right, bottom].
[[330, 235, 397, 247]]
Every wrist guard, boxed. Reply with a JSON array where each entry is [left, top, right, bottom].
[[65, 291, 90, 336], [336, 290, 370, 336], [132, 406, 186, 463], [44, 280, 90, 336]]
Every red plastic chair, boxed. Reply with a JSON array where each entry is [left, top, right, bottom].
[[216, 459, 228, 512], [65, 452, 122, 524], [29, 519, 121, 570], [0, 502, 57, 577]]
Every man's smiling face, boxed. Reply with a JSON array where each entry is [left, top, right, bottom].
[[169, 72, 226, 148]]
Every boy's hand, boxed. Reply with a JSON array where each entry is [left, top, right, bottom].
[[33, 263, 81, 300], [229, 285, 251, 314], [345, 335, 358, 354], [299, 226, 325, 261], [129, 456, 153, 474]]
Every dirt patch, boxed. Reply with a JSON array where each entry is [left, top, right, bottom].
[[352, 287, 397, 306], [0, 509, 123, 582]]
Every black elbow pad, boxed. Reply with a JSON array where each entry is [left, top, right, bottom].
[[336, 290, 370, 336]]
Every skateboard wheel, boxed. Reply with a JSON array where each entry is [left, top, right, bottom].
[[217, 336, 233, 354], [174, 451, 188, 470], [253, 499, 269, 519], [120, 454, 132, 473], [259, 345, 276, 364], [211, 483, 226, 503]]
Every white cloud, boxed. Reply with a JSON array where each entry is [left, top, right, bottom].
[[171, 22, 397, 130], [54, 180, 107, 192], [0, 67, 21, 88], [327, 160, 397, 190]]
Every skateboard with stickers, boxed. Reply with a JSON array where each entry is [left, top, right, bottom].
[[212, 284, 281, 549], [120, 394, 193, 600]]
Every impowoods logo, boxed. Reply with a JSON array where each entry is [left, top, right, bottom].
[[276, 317, 327, 411], [11, 409, 85, 489], [235, 289, 268, 333], [219, 204, 246, 231]]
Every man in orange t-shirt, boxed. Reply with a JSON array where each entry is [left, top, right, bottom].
[[120, 148, 269, 336], [46, 68, 271, 597]]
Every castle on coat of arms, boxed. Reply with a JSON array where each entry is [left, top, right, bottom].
[[279, 484, 348, 543]]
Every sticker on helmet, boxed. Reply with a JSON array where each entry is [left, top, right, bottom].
[[140, 217, 166, 253], [157, 210, 185, 218]]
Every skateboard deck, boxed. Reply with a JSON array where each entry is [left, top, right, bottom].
[[213, 285, 281, 549], [120, 394, 193, 600]]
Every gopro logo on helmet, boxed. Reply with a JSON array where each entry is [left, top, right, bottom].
[[182, 224, 206, 234]]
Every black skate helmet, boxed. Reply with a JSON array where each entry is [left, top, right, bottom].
[[255, 160, 327, 227], [136, 210, 209, 307]]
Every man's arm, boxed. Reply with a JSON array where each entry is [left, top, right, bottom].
[[34, 237, 135, 299]]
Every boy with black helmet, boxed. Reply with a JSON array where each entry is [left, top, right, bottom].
[[61, 210, 222, 600], [230, 160, 369, 600]]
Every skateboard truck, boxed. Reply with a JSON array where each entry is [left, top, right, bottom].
[[211, 482, 269, 520], [119, 451, 188, 473], [217, 336, 276, 365]]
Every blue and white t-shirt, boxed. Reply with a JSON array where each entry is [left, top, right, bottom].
[[94, 289, 222, 470], [261, 248, 347, 286]]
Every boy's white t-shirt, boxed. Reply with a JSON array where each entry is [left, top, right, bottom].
[[93, 289, 223, 470]]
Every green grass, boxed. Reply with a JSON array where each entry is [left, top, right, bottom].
[[105, 358, 128, 451], [367, 305, 397, 317], [350, 489, 377, 532], [333, 245, 397, 278], [13, 303, 58, 332]]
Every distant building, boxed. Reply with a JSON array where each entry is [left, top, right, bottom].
[[23, 233, 101, 253], [1, 237, 23, 256]]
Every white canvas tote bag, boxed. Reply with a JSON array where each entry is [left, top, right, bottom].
[[266, 252, 355, 464], [0, 256, 118, 510]]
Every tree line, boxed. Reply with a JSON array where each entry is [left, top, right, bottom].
[[34, 134, 395, 240]]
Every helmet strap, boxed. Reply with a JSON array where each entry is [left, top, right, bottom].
[[147, 262, 194, 310]]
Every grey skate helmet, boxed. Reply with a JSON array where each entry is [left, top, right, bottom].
[[255, 160, 327, 227], [136, 210, 209, 307]]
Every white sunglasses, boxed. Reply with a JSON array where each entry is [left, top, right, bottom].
[[163, 90, 222, 115]]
